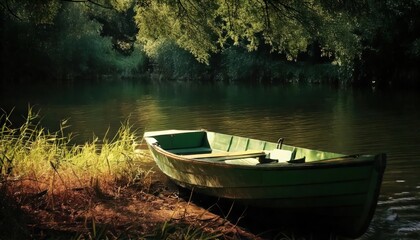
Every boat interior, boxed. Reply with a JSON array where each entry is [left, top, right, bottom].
[[145, 130, 346, 165]]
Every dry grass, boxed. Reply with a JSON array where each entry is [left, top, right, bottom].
[[0, 108, 260, 240]]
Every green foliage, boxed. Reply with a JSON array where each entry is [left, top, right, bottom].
[[4, 0, 364, 72], [86, 1, 139, 56], [2, 0, 420, 85], [134, 1, 217, 64], [150, 41, 208, 80], [221, 47, 272, 82], [111, 0, 136, 12], [2, 0, 61, 24], [53, 4, 114, 77], [50, 3, 148, 79], [1, 2, 147, 82], [134, 0, 361, 68], [220, 46, 339, 83]]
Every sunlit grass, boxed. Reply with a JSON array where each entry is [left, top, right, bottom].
[[0, 107, 149, 193], [0, 108, 229, 239]]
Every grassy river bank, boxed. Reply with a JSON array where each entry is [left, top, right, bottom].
[[0, 109, 263, 240]]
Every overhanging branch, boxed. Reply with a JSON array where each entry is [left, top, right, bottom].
[[1, 0, 22, 20], [62, 0, 113, 9]]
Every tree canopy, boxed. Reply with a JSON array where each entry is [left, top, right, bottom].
[[1, 0, 420, 86], [133, 0, 361, 67], [0, 0, 362, 65]]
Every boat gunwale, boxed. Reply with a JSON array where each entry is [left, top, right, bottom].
[[146, 139, 383, 171]]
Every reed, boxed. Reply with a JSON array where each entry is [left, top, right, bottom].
[[0, 108, 229, 239], [0, 107, 148, 193], [0, 108, 253, 240]]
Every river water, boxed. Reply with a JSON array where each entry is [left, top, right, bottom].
[[1, 80, 420, 239]]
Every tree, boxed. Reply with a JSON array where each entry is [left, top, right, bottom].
[[0, 1, 146, 82], [0, 0, 365, 69], [3, 0, 420, 86], [134, 0, 361, 68]]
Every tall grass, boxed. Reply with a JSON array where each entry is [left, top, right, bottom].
[[0, 108, 230, 239], [0, 107, 148, 193]]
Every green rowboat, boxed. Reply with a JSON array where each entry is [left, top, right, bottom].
[[144, 129, 386, 238]]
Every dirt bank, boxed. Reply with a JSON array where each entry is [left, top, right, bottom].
[[1, 163, 261, 240]]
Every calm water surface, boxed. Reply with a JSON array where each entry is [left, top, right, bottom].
[[1, 80, 420, 239]]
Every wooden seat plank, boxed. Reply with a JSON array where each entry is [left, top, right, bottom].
[[183, 150, 266, 159]]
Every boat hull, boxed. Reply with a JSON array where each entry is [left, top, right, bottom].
[[144, 130, 386, 237]]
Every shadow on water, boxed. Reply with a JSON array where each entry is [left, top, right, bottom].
[[177, 186, 351, 240]]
